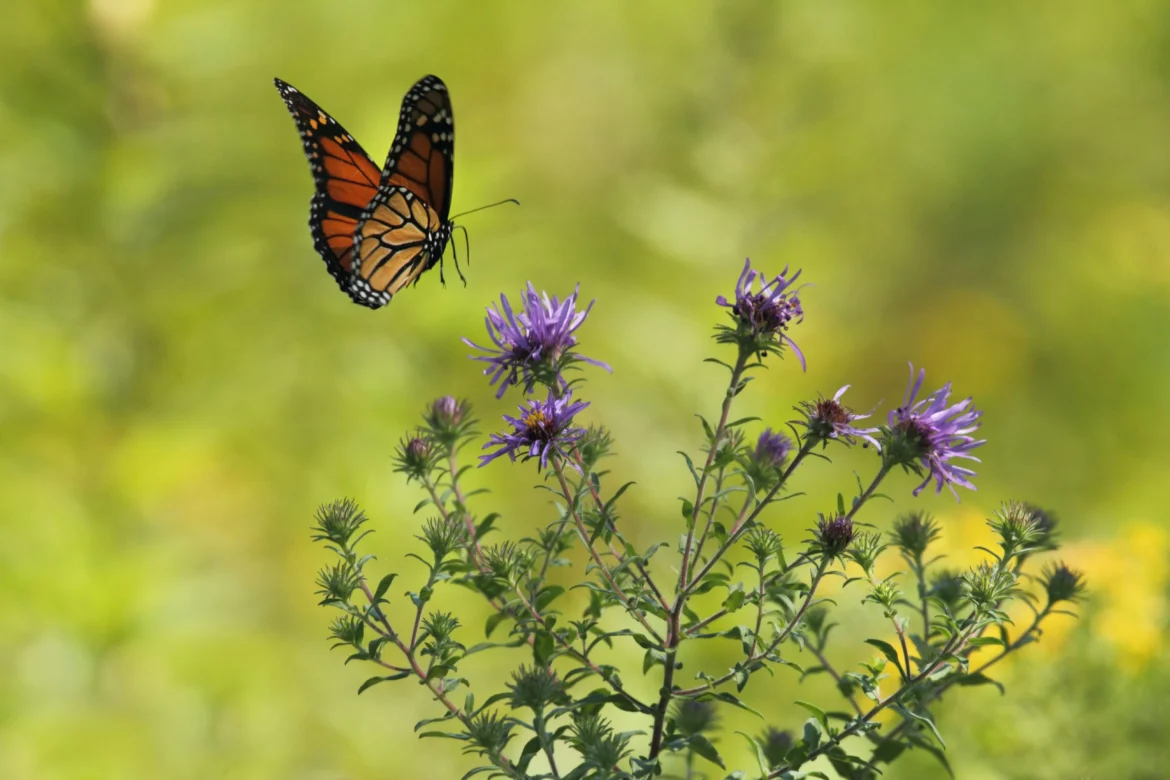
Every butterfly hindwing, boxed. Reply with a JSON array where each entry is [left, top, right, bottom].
[[274, 77, 380, 298], [350, 186, 446, 309]]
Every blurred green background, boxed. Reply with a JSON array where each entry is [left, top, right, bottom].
[[3, 0, 1169, 777]]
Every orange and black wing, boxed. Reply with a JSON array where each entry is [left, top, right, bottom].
[[274, 78, 381, 298], [349, 186, 443, 309], [379, 75, 454, 223]]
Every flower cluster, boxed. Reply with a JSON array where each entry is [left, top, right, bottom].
[[462, 282, 609, 473], [309, 257, 1082, 780]]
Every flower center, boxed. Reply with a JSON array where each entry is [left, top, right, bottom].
[[815, 398, 850, 427], [523, 409, 553, 439], [896, 415, 935, 451]]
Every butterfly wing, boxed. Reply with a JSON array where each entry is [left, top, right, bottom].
[[274, 78, 381, 298], [347, 75, 456, 309], [379, 75, 455, 223], [349, 186, 444, 309]]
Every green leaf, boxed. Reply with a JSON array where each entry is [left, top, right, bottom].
[[793, 700, 829, 732], [681, 499, 695, 523], [722, 583, 746, 613], [895, 705, 946, 749], [533, 631, 555, 666], [484, 611, 507, 638], [864, 638, 906, 678], [372, 573, 397, 602], [687, 734, 725, 768], [678, 451, 700, 485], [358, 673, 407, 694], [868, 738, 907, 765], [699, 692, 763, 720], [955, 671, 1005, 695], [534, 585, 565, 613], [802, 718, 821, 751], [736, 731, 771, 776]]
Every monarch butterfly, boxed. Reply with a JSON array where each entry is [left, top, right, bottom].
[[274, 75, 456, 309]]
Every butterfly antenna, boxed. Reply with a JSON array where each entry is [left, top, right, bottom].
[[449, 198, 519, 221]]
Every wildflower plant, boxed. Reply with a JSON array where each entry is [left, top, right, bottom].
[[311, 260, 1084, 778]]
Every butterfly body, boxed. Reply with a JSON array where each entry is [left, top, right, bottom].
[[274, 75, 455, 309]]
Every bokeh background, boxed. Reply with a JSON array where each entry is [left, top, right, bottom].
[[3, 0, 1169, 777]]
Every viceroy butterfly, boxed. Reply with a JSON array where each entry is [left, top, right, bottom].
[[274, 75, 457, 309]]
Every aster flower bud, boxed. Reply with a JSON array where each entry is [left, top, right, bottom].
[[813, 513, 856, 558], [1023, 503, 1060, 552], [570, 714, 632, 769], [797, 385, 880, 448], [431, 394, 464, 426], [928, 568, 967, 613], [672, 698, 719, 737], [311, 498, 368, 548], [393, 433, 435, 482], [985, 501, 1046, 563], [889, 511, 941, 561], [743, 526, 784, 566], [882, 364, 986, 499], [418, 516, 468, 564], [963, 563, 1018, 612], [715, 258, 806, 367], [508, 665, 567, 712], [1041, 562, 1086, 605], [845, 531, 888, 574], [761, 727, 794, 768]]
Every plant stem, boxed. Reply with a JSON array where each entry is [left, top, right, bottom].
[[534, 711, 562, 779], [552, 461, 664, 644], [673, 561, 828, 697]]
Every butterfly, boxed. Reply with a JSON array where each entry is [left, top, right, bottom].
[[275, 75, 456, 309]]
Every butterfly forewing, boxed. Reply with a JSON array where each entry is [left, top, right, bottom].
[[274, 78, 380, 299], [379, 75, 455, 223]]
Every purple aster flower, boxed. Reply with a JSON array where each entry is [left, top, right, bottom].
[[798, 385, 880, 448], [741, 428, 795, 492], [464, 283, 610, 398], [754, 428, 794, 469], [885, 364, 986, 499], [479, 390, 590, 471], [716, 258, 806, 369]]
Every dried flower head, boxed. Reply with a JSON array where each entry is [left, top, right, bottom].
[[798, 385, 880, 448], [464, 283, 610, 397], [884, 364, 986, 498], [813, 514, 856, 558]]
